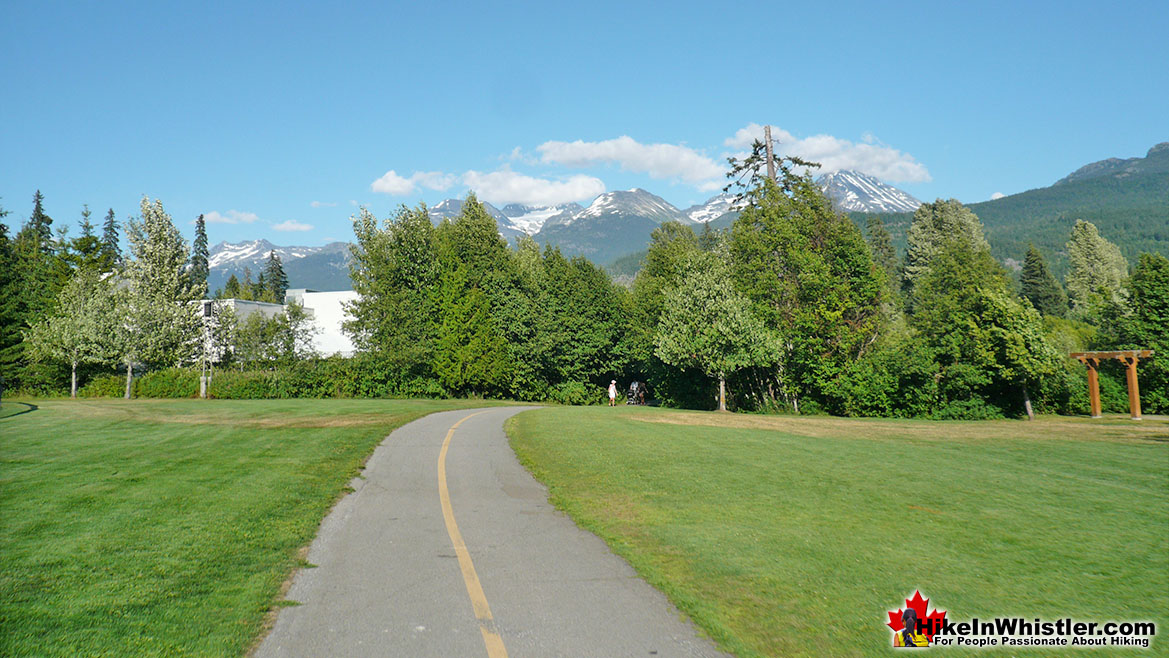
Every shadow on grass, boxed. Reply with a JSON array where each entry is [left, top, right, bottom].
[[0, 402, 38, 419]]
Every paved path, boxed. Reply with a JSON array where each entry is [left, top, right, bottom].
[[255, 407, 728, 658]]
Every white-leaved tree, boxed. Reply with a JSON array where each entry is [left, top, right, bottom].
[[114, 198, 203, 397], [1066, 219, 1129, 317], [25, 269, 117, 397], [654, 253, 779, 411]]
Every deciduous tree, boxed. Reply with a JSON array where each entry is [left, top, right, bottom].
[[655, 254, 778, 411]]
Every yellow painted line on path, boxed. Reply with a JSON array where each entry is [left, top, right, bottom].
[[437, 410, 508, 658]]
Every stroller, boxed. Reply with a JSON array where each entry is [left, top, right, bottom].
[[626, 380, 648, 405]]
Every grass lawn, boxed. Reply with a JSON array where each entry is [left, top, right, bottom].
[[508, 407, 1169, 657], [0, 397, 495, 657]]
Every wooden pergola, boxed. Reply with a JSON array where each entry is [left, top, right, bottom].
[[1070, 350, 1154, 420]]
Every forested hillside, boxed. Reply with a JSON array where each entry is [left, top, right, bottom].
[[853, 143, 1169, 279]]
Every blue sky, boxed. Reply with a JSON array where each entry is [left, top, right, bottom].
[[2, 0, 1166, 247]]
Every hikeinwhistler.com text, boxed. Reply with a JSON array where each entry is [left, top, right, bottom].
[[921, 617, 1156, 649]]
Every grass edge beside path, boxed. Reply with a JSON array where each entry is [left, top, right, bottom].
[[0, 398, 506, 658], [506, 406, 1169, 658]]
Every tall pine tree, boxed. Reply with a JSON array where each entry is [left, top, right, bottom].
[[1020, 244, 1067, 317], [262, 250, 288, 302], [101, 208, 121, 268], [29, 190, 54, 249], [190, 214, 209, 295], [0, 204, 20, 385]]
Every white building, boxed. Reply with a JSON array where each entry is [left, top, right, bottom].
[[285, 289, 359, 357], [201, 289, 359, 358]]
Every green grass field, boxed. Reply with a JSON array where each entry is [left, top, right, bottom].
[[0, 398, 491, 657], [508, 407, 1169, 657]]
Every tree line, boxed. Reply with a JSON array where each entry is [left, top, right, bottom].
[[3, 157, 1165, 415], [0, 195, 309, 397]]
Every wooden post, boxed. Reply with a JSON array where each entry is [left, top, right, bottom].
[[764, 125, 777, 183], [1070, 350, 1153, 420], [1122, 354, 1142, 420], [1085, 358, 1102, 418]]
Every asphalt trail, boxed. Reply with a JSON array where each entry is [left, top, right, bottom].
[[255, 407, 728, 658]]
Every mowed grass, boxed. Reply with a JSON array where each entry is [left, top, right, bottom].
[[0, 397, 495, 657], [508, 407, 1169, 657]]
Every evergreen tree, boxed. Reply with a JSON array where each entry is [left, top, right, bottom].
[[431, 264, 512, 396], [1065, 219, 1128, 317], [190, 214, 209, 295], [0, 205, 21, 385], [101, 208, 121, 268], [911, 239, 1066, 418], [262, 250, 288, 302], [68, 204, 105, 271], [29, 190, 54, 250], [903, 199, 989, 296], [865, 215, 900, 289], [1020, 244, 1067, 317], [729, 176, 885, 410], [220, 274, 243, 299], [1099, 253, 1169, 413]]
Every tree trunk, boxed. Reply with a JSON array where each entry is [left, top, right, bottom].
[[124, 361, 133, 399], [71, 361, 78, 398], [1022, 384, 1034, 421], [718, 374, 727, 412]]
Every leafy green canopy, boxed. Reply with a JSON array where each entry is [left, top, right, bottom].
[[655, 253, 777, 409], [728, 176, 885, 408]]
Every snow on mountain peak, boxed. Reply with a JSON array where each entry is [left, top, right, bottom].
[[816, 170, 921, 213]]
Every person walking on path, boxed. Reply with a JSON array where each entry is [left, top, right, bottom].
[[608, 380, 618, 406]]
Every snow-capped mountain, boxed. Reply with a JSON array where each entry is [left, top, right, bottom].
[[572, 189, 687, 225], [500, 202, 583, 235], [533, 189, 689, 264], [683, 193, 742, 223], [207, 240, 351, 293], [427, 198, 526, 242], [208, 239, 318, 270], [815, 170, 922, 213]]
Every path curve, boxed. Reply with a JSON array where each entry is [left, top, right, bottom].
[[255, 407, 727, 658]]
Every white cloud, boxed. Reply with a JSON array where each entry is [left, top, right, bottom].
[[273, 220, 314, 232], [462, 169, 606, 206], [310, 201, 337, 208], [536, 136, 725, 186], [724, 123, 932, 183], [203, 210, 259, 224], [370, 169, 457, 195], [991, 192, 1006, 200]]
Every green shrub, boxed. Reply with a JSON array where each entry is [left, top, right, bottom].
[[79, 374, 125, 398], [137, 368, 200, 398], [208, 371, 279, 399], [546, 381, 603, 406]]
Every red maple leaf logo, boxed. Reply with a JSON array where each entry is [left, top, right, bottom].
[[887, 590, 947, 641]]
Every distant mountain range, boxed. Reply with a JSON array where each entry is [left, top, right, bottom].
[[206, 145, 1166, 289], [207, 239, 351, 293]]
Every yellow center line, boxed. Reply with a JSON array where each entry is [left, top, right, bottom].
[[437, 410, 508, 658]]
